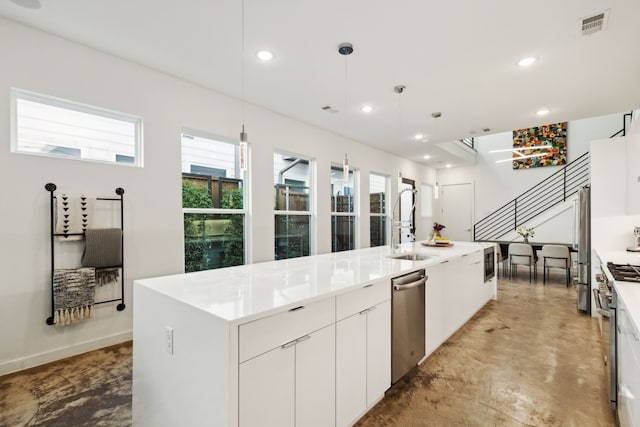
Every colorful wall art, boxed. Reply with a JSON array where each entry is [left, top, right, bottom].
[[512, 122, 567, 169]]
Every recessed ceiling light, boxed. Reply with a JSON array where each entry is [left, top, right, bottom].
[[445, 164, 452, 168], [517, 56, 536, 67], [361, 104, 374, 113], [414, 133, 424, 140], [423, 155, 431, 160], [256, 50, 274, 61], [537, 109, 550, 116]]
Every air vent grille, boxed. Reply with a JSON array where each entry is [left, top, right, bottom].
[[321, 105, 339, 113], [581, 9, 609, 36]]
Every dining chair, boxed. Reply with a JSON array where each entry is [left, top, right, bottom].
[[508, 243, 537, 282], [541, 244, 571, 286], [496, 244, 507, 278]]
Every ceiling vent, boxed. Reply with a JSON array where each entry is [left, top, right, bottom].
[[321, 105, 339, 113], [580, 9, 609, 36]]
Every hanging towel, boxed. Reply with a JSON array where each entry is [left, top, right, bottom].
[[82, 228, 122, 285], [53, 268, 96, 326], [55, 194, 94, 241]]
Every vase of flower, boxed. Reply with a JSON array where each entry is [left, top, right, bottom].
[[431, 222, 446, 242], [517, 225, 535, 243]]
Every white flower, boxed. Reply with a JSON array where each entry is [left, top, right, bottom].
[[516, 225, 535, 238]]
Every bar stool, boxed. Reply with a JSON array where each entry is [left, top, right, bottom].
[[508, 243, 537, 282], [541, 244, 571, 286]]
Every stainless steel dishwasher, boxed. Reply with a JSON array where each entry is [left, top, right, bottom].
[[391, 269, 427, 384]]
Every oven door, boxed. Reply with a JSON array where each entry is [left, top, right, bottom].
[[484, 247, 495, 282]]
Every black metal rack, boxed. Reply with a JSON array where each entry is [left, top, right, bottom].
[[45, 183, 126, 325]]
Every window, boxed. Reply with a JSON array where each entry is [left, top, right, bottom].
[[331, 164, 357, 252], [274, 153, 312, 260], [182, 132, 246, 272], [10, 88, 142, 166], [369, 173, 388, 247]]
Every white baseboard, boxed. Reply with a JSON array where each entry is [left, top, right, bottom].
[[0, 330, 132, 376]]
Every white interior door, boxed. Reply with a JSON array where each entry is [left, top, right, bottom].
[[440, 183, 473, 241]]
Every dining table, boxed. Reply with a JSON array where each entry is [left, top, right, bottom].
[[478, 240, 578, 260]]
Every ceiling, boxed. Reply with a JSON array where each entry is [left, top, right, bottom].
[[1, 0, 639, 168]]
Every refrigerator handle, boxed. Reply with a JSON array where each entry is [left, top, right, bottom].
[[573, 199, 578, 249]]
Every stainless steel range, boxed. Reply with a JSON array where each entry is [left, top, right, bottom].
[[607, 262, 640, 282], [594, 261, 640, 416]]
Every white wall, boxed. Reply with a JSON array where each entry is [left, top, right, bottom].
[[436, 113, 626, 241], [0, 18, 436, 374]]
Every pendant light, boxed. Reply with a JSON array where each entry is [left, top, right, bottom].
[[239, 0, 248, 171], [339, 42, 353, 187], [394, 85, 405, 189]]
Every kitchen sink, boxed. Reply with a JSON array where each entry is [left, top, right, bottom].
[[387, 253, 429, 261]]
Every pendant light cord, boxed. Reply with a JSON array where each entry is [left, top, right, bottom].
[[241, 0, 245, 128], [344, 53, 348, 134]]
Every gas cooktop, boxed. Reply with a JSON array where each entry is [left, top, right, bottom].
[[607, 262, 640, 283]]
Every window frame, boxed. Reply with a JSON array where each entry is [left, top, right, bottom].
[[181, 129, 250, 270], [10, 88, 143, 167], [369, 172, 389, 247], [330, 162, 359, 252], [273, 151, 315, 259]]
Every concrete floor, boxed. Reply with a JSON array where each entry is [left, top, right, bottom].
[[357, 272, 615, 426], [0, 273, 616, 426]]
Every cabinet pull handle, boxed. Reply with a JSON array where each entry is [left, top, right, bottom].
[[359, 307, 373, 315], [282, 339, 297, 349], [288, 305, 305, 312], [363, 284, 373, 288], [296, 335, 311, 343]]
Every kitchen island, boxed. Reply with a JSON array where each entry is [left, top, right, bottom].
[[132, 241, 496, 427]]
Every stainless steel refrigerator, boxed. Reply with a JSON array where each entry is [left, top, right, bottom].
[[577, 186, 591, 314]]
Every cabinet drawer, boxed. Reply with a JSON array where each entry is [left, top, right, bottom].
[[336, 279, 390, 321], [239, 297, 335, 363]]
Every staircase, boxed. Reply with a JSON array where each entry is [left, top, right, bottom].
[[473, 152, 590, 241], [473, 111, 633, 242]]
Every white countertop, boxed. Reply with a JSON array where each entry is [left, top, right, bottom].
[[135, 241, 492, 324], [595, 248, 640, 335]]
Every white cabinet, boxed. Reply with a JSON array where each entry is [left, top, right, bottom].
[[443, 256, 464, 339], [617, 297, 640, 427], [443, 250, 485, 340], [336, 311, 367, 426], [239, 299, 336, 427], [366, 299, 391, 407], [625, 134, 640, 215], [425, 263, 444, 356], [239, 341, 295, 427], [336, 281, 391, 427]]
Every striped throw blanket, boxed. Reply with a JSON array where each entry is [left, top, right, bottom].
[[53, 268, 96, 326]]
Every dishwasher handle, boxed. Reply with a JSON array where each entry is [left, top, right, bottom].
[[393, 277, 426, 291]]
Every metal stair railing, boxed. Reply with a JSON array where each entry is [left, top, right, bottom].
[[474, 111, 632, 241], [473, 152, 590, 241]]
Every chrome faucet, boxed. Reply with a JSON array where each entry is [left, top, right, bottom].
[[391, 188, 417, 253]]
